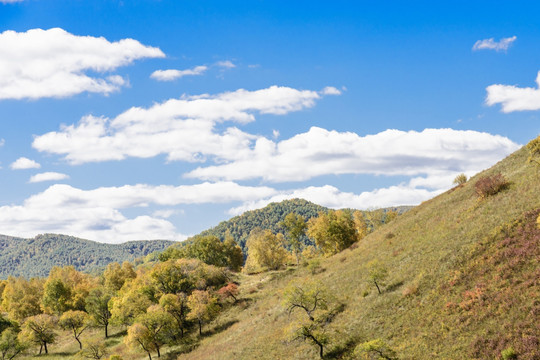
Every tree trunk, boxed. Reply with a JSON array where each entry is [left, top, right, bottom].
[[198, 319, 202, 336], [375, 281, 381, 294], [43, 342, 48, 354], [156, 344, 161, 358], [105, 324, 108, 338], [147, 351, 152, 360], [76, 336, 82, 349]]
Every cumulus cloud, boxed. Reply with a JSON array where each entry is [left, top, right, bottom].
[[216, 60, 236, 69], [29, 172, 69, 183], [473, 36, 516, 52], [0, 182, 276, 243], [0, 28, 164, 100], [186, 127, 520, 182], [33, 86, 333, 164], [150, 65, 208, 81], [486, 71, 540, 112], [10, 157, 41, 170]]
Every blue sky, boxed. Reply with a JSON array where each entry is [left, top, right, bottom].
[[0, 0, 538, 243]]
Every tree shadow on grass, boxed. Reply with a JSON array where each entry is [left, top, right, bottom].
[[203, 319, 239, 337], [385, 280, 404, 293], [108, 329, 128, 338]]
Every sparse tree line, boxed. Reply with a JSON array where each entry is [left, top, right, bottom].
[[0, 208, 398, 359]]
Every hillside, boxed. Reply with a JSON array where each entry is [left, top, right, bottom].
[[175, 142, 539, 359], [0, 234, 174, 279]]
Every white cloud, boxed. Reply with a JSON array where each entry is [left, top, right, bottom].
[[186, 127, 520, 182], [150, 65, 208, 81], [216, 60, 236, 69], [228, 184, 443, 216], [0, 28, 164, 100], [29, 172, 69, 183], [0, 139, 4, 146], [0, 182, 276, 243], [10, 157, 41, 170], [473, 36, 516, 52], [33, 86, 331, 164], [321, 86, 342, 95], [486, 71, 540, 112], [1, 0, 23, 3]]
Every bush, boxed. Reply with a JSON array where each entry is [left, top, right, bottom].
[[474, 173, 508, 198], [453, 173, 468, 186], [501, 346, 518, 360]]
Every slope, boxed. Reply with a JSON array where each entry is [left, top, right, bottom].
[[0, 234, 175, 279], [178, 142, 540, 359]]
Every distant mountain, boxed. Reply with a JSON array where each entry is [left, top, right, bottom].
[[0, 233, 175, 279]]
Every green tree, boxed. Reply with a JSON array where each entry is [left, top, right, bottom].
[[159, 293, 190, 338], [283, 281, 334, 359], [526, 135, 540, 166], [280, 213, 308, 265], [0, 328, 27, 360], [130, 306, 174, 358], [354, 339, 397, 359], [85, 287, 113, 338], [59, 310, 89, 349], [186, 290, 220, 336], [42, 278, 72, 315], [222, 232, 244, 272], [367, 260, 388, 295], [19, 314, 57, 355], [245, 229, 289, 272], [307, 210, 359, 255]]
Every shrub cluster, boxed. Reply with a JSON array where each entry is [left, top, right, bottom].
[[474, 173, 508, 198]]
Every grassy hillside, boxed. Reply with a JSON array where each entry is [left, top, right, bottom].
[[0, 234, 175, 279], [11, 143, 538, 360], [174, 143, 539, 359]]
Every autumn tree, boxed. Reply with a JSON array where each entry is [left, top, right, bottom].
[[159, 293, 190, 338], [133, 306, 174, 358], [110, 286, 153, 327], [245, 229, 289, 272], [85, 287, 113, 338], [187, 290, 220, 336], [59, 310, 89, 349], [367, 260, 388, 295], [280, 213, 308, 265], [453, 173, 468, 186], [125, 323, 155, 360], [222, 232, 244, 272], [19, 314, 57, 355], [149, 260, 195, 295], [307, 210, 359, 255], [1, 277, 43, 322], [217, 283, 239, 304], [0, 328, 27, 360], [283, 281, 334, 359], [42, 266, 95, 314], [103, 262, 136, 292]]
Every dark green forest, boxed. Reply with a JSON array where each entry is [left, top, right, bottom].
[[0, 234, 174, 279]]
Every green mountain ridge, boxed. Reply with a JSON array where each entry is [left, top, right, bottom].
[[0, 234, 175, 279]]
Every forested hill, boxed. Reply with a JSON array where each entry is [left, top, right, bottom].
[[197, 199, 328, 248], [196, 198, 411, 249], [0, 234, 174, 279]]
